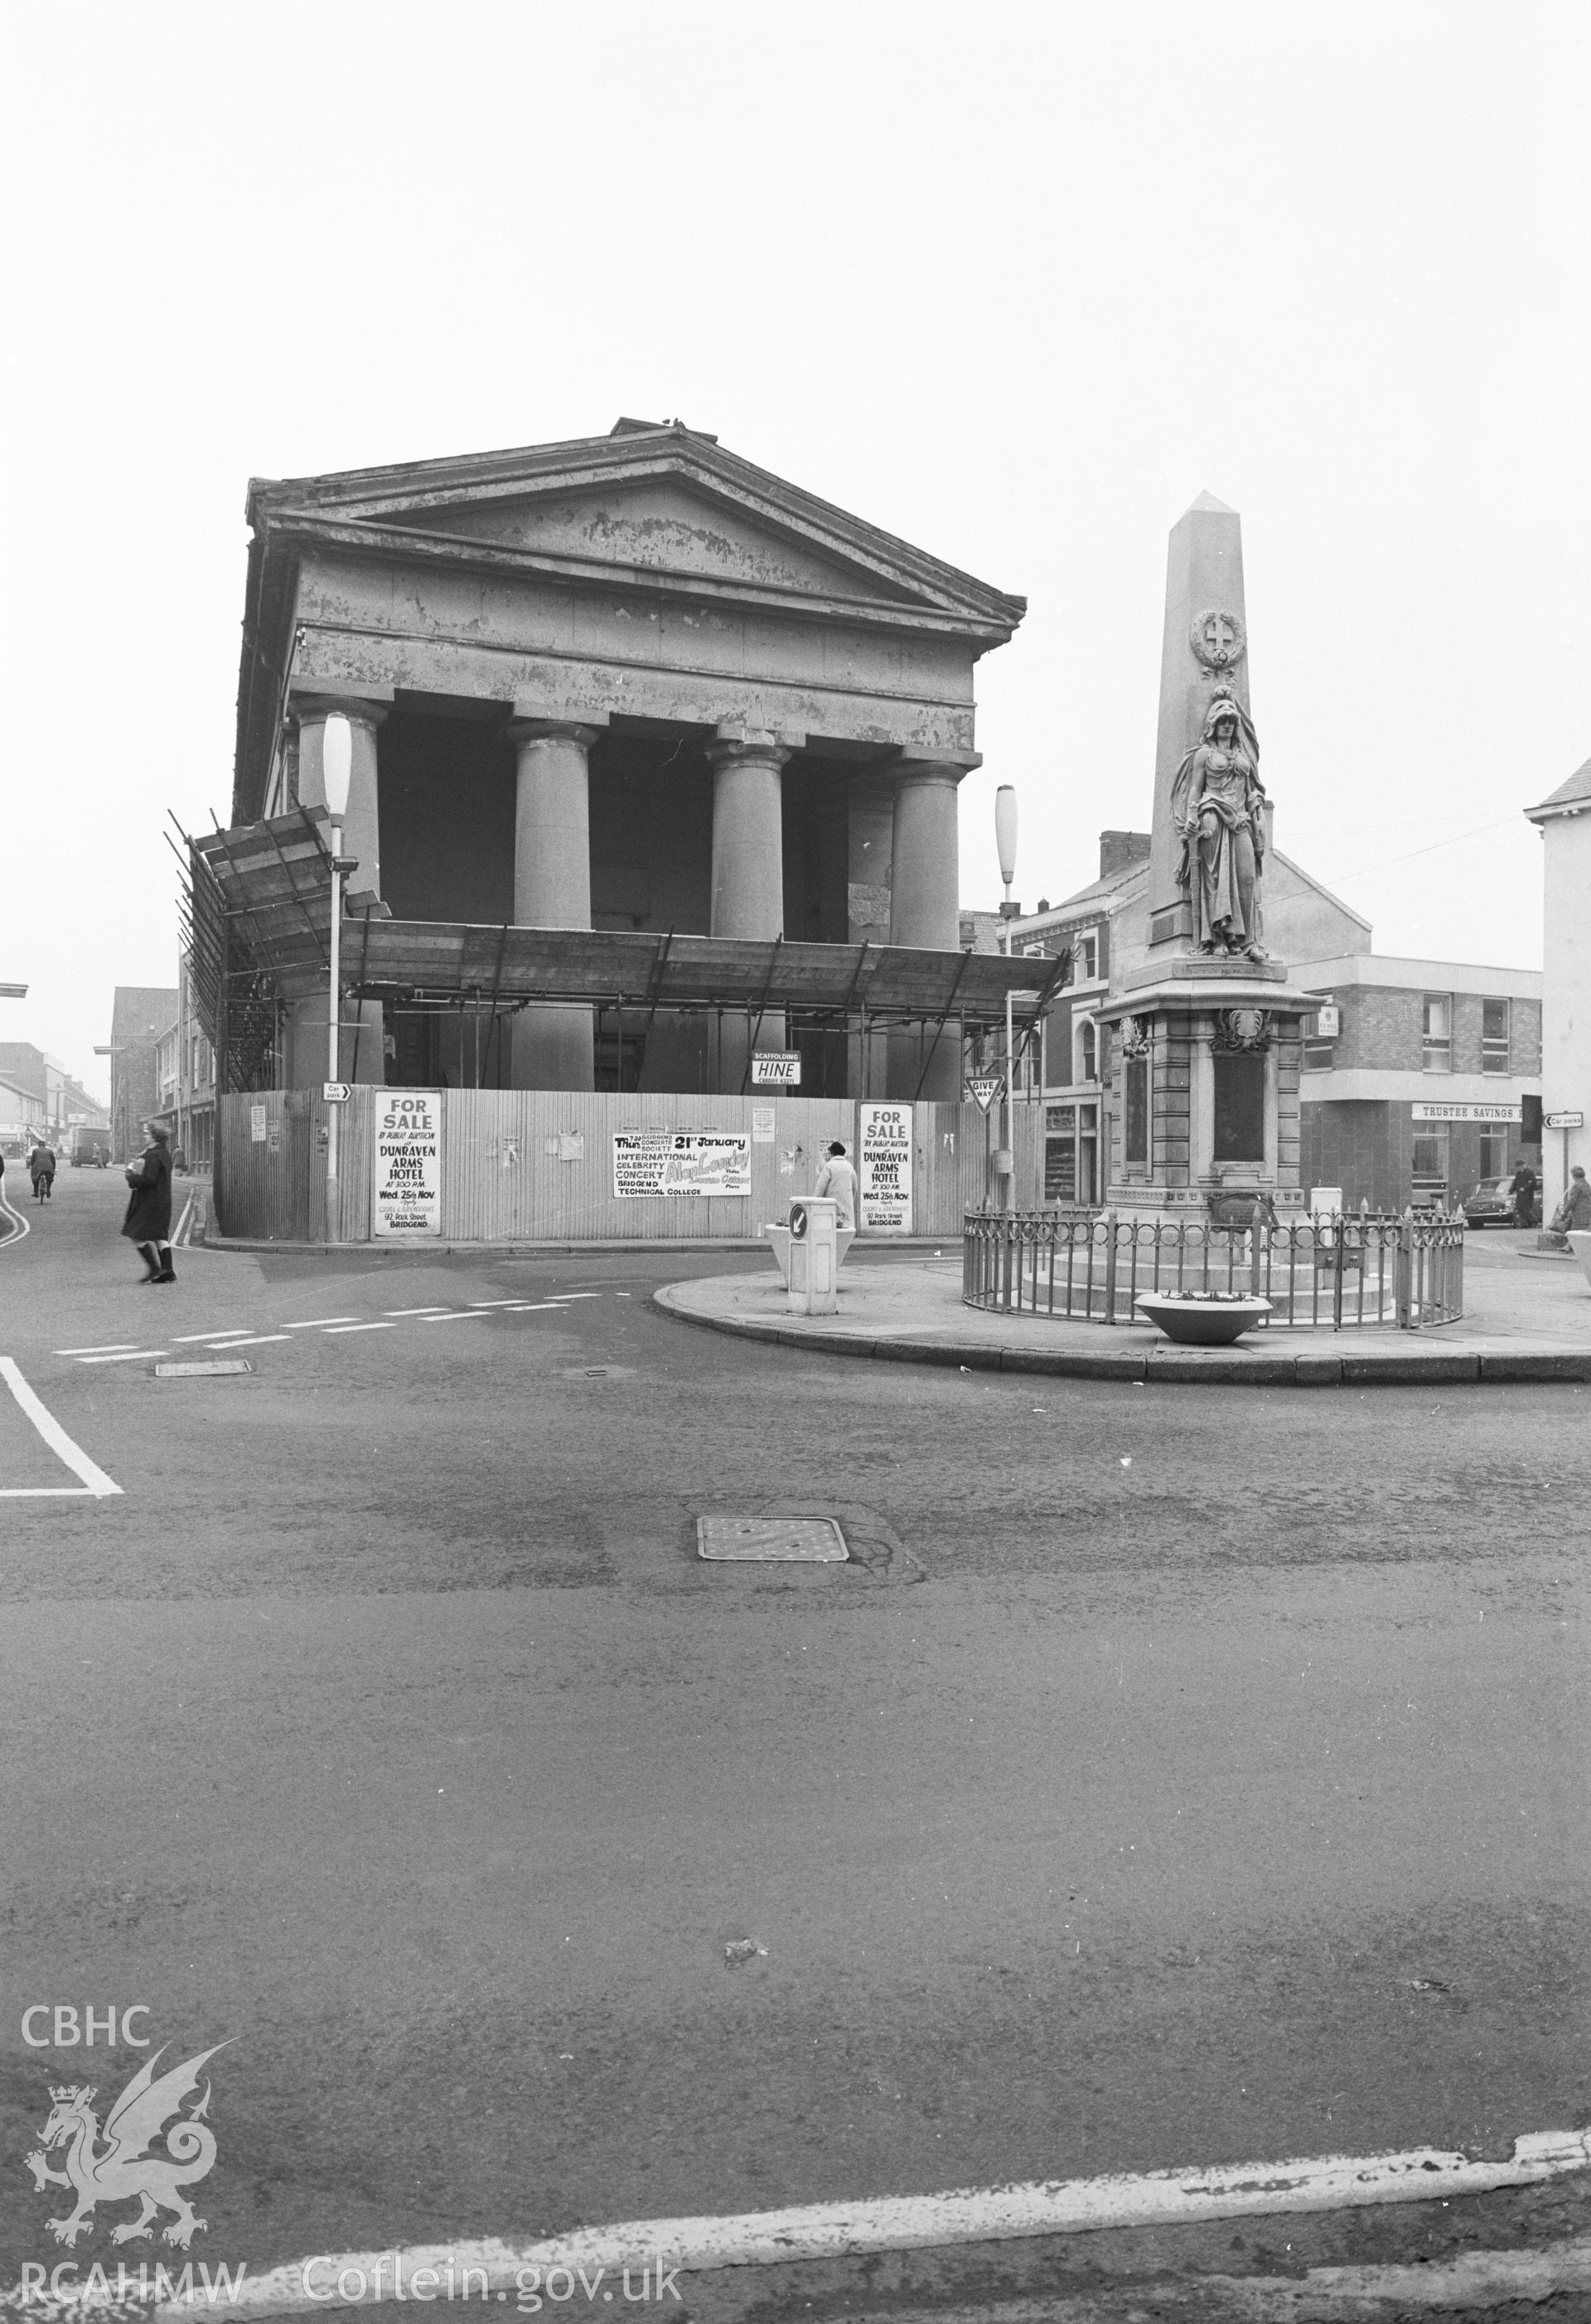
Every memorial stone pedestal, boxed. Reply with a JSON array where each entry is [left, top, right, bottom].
[[1097, 491, 1324, 1224]]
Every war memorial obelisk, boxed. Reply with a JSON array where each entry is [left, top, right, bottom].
[[1098, 494, 1322, 1221]]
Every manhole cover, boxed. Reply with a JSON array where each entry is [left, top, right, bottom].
[[697, 1517, 848, 1563], [154, 1360, 254, 1378]]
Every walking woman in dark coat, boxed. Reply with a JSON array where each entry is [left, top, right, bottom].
[[123, 1121, 175, 1282]]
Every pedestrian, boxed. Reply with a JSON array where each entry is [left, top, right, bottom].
[[1546, 1163, 1591, 1247], [814, 1139, 858, 1231], [29, 1140, 56, 1202], [122, 1120, 176, 1283], [1508, 1158, 1539, 1229]]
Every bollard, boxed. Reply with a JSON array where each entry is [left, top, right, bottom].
[[787, 1195, 840, 1316]]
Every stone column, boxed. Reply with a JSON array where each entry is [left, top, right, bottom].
[[708, 738, 789, 1090], [289, 697, 388, 1088], [509, 719, 598, 1092], [887, 761, 963, 1101]]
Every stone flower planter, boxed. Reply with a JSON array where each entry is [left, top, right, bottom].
[[1133, 1290, 1273, 1345]]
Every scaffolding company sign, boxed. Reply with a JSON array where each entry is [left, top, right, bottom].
[[858, 1102, 913, 1233], [373, 1091, 442, 1238], [612, 1128, 751, 1198]]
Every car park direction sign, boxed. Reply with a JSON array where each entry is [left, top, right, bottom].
[[1545, 1110, 1584, 1130]]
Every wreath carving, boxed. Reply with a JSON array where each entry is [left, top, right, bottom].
[[1190, 608, 1247, 671]]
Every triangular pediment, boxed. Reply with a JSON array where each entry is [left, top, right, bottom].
[[249, 422, 1026, 628], [400, 477, 916, 604]]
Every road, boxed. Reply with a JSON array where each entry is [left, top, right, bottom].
[[2, 1166, 1588, 2310]]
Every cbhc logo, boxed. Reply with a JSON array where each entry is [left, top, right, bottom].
[[22, 2005, 152, 2047]]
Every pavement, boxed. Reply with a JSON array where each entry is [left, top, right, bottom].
[[2, 1169, 1588, 2321], [655, 1229, 1591, 1386]]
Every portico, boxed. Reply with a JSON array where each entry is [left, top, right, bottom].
[[232, 419, 1023, 1099]]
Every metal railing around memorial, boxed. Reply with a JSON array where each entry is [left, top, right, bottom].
[[962, 1208, 1465, 1330]]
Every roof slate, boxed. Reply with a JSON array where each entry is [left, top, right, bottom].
[[110, 987, 179, 1043], [1526, 753, 1591, 818]]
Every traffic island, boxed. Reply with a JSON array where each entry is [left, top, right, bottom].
[[654, 1256, 1591, 1387]]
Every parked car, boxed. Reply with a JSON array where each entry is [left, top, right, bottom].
[[1463, 1175, 1534, 1228]]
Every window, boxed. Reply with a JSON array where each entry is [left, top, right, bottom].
[[1303, 1000, 1337, 1071], [1045, 1102, 1099, 1205], [1061, 933, 1098, 986], [1412, 1125, 1449, 1200], [1478, 1130, 1507, 1181], [1482, 997, 1510, 1073], [1044, 1106, 1076, 1201], [1076, 1019, 1097, 1084], [1077, 1102, 1098, 1205], [1421, 994, 1452, 1072]]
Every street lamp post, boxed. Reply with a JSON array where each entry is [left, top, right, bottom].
[[994, 785, 1019, 1209], [322, 715, 353, 1245]]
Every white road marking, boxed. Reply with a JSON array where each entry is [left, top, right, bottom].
[[175, 1329, 254, 1342], [55, 1342, 138, 1355], [468, 1299, 523, 1307], [283, 1316, 360, 1329], [148, 2126, 1591, 2321], [0, 1187, 31, 1247], [420, 1310, 488, 1323], [549, 1291, 604, 1300], [0, 1357, 123, 1498], [216, 1334, 290, 1348], [324, 1322, 397, 1334], [384, 1305, 452, 1316], [75, 1349, 167, 1364], [503, 1302, 564, 1311]]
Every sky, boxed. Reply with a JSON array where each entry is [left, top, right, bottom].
[[3, 0, 1588, 1101]]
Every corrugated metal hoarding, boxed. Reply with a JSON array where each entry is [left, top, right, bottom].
[[216, 1089, 1042, 1244]]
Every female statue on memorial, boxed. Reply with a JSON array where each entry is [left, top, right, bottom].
[[1171, 695, 1269, 958]]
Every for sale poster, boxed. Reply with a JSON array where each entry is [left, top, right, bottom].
[[373, 1091, 442, 1237], [858, 1102, 912, 1232]]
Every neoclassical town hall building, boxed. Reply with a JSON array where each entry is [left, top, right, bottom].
[[226, 418, 1031, 1101]]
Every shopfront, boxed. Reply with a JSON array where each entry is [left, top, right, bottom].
[[1044, 1099, 1100, 1206]]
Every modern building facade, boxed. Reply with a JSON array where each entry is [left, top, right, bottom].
[[1291, 954, 1541, 1210], [230, 418, 1026, 1102]]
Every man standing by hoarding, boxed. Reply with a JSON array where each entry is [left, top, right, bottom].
[[814, 1140, 858, 1231]]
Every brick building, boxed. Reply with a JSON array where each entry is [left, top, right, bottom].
[[102, 987, 179, 1164], [149, 958, 218, 1166], [1292, 955, 1541, 1209]]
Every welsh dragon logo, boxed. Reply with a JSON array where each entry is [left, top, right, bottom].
[[26, 2043, 229, 2249]]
